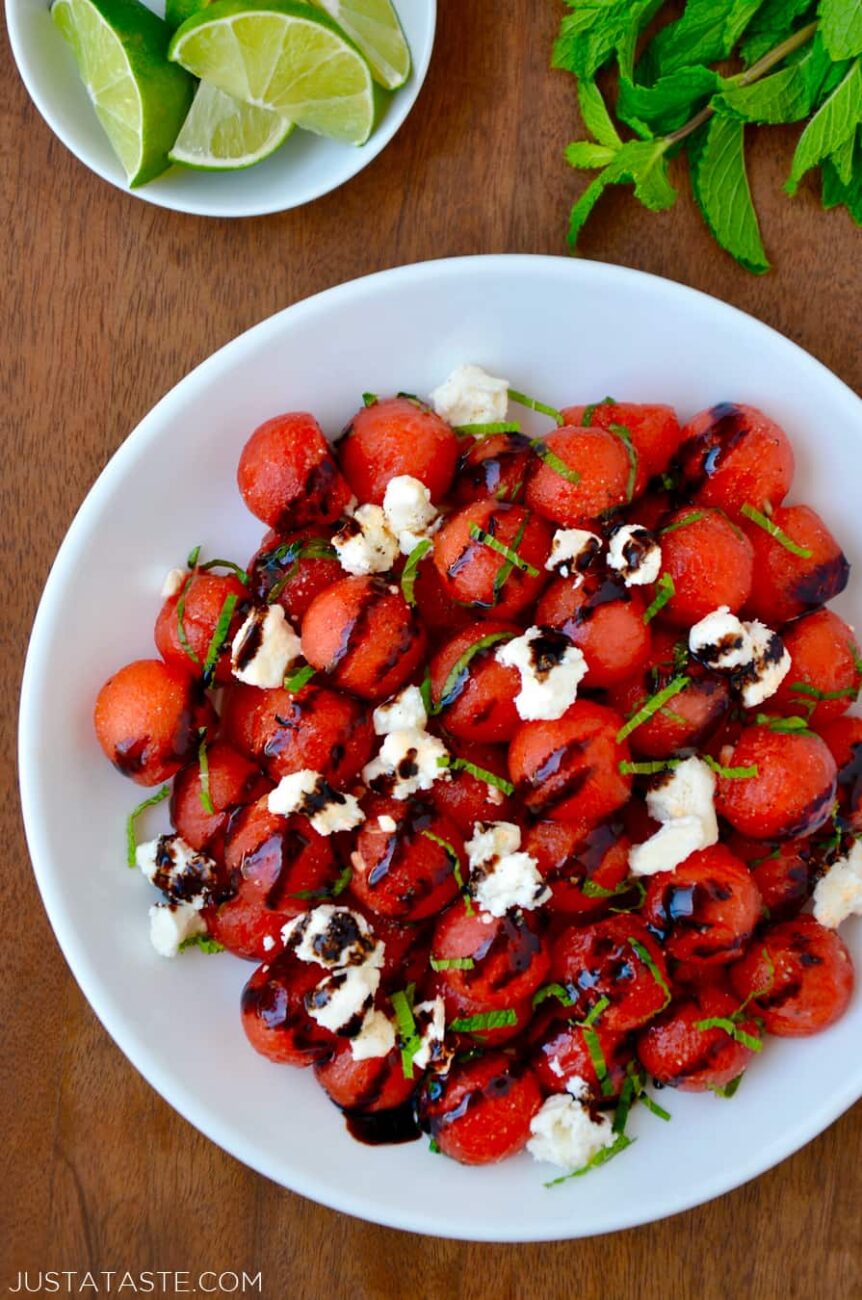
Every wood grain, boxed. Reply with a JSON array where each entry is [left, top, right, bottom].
[[1, 2, 860, 1297]]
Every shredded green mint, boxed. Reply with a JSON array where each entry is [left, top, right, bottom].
[[401, 538, 432, 606], [429, 956, 476, 971], [197, 732, 214, 815], [702, 754, 759, 779], [544, 1133, 634, 1187], [617, 675, 689, 741], [450, 1009, 518, 1033], [126, 785, 170, 868], [179, 935, 224, 954], [455, 421, 523, 436], [469, 524, 540, 576], [642, 573, 676, 624], [202, 591, 238, 684], [661, 510, 705, 534], [508, 388, 564, 425], [530, 438, 582, 485], [451, 757, 515, 796], [741, 502, 814, 556], [433, 630, 515, 713], [628, 936, 672, 1009], [284, 663, 316, 693]]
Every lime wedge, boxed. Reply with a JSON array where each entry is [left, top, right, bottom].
[[308, 0, 410, 89], [51, 0, 194, 186], [169, 0, 377, 146], [169, 81, 294, 169], [165, 0, 212, 28]]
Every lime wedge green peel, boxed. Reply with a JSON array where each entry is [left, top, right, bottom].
[[165, 0, 213, 28], [169, 0, 377, 146], [51, 0, 194, 186], [170, 81, 294, 170], [308, 0, 410, 89]]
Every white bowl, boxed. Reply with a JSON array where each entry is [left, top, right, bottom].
[[20, 255, 862, 1240], [6, 0, 435, 218]]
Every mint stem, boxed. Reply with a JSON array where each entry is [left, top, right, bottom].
[[664, 21, 818, 147]]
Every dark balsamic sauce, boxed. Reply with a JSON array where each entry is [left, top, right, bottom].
[[792, 552, 851, 607], [343, 1102, 422, 1146], [677, 402, 748, 489]]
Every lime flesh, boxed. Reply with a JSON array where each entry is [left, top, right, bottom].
[[169, 80, 294, 169], [308, 0, 410, 89], [169, 0, 376, 146]]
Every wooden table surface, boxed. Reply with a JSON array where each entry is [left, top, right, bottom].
[[2, 2, 860, 1297]]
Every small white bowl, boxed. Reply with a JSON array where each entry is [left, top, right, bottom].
[[6, 0, 436, 218], [19, 256, 862, 1240]]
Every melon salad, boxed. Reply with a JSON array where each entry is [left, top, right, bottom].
[[94, 364, 862, 1178]]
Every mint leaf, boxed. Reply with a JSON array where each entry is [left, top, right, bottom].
[[718, 35, 830, 122], [641, 0, 768, 79], [821, 135, 862, 219], [567, 138, 676, 246], [566, 141, 620, 168], [740, 0, 816, 65], [553, 0, 664, 80], [787, 59, 862, 194], [618, 66, 719, 136], [819, 0, 862, 60], [830, 127, 856, 181], [578, 79, 623, 148], [690, 114, 770, 272]]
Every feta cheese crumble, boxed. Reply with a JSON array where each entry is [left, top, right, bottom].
[[282, 905, 385, 1035], [267, 769, 365, 835], [629, 756, 719, 877], [687, 606, 791, 706], [161, 567, 186, 599], [410, 996, 452, 1074], [350, 1008, 396, 1061], [526, 1088, 615, 1172], [148, 901, 206, 958], [231, 604, 302, 688], [607, 524, 662, 587], [332, 503, 399, 576], [466, 820, 551, 916], [382, 475, 441, 556], [495, 626, 587, 721], [137, 835, 220, 910], [430, 363, 510, 427], [373, 684, 428, 735], [813, 840, 862, 929], [739, 620, 792, 708], [545, 528, 602, 582], [362, 728, 450, 800], [689, 606, 753, 671]]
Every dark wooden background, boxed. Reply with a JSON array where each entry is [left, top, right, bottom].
[[2, 1, 860, 1297]]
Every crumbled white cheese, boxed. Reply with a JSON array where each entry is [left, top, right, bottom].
[[262, 934, 276, 952], [564, 1074, 592, 1102], [373, 684, 428, 735], [495, 626, 587, 721], [282, 904, 383, 971], [137, 835, 219, 910], [430, 363, 510, 427], [377, 814, 397, 833], [739, 620, 792, 708], [332, 503, 399, 575], [362, 728, 450, 800], [148, 901, 206, 958], [267, 769, 365, 835], [466, 821, 522, 867], [382, 475, 441, 556], [350, 1008, 397, 1061], [545, 528, 602, 582], [607, 524, 662, 588], [161, 567, 186, 599], [466, 820, 550, 917], [688, 606, 791, 707], [813, 840, 862, 928], [411, 996, 452, 1073], [629, 756, 719, 877], [526, 1092, 615, 1171], [689, 606, 754, 671], [231, 604, 302, 688], [310, 964, 382, 1034]]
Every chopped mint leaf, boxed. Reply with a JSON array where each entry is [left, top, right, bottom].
[[787, 60, 862, 195], [469, 524, 539, 577], [628, 937, 672, 1009], [741, 502, 814, 554], [202, 591, 238, 685], [544, 1133, 634, 1187], [455, 421, 523, 436], [430, 956, 475, 971], [617, 674, 689, 741], [179, 934, 224, 954], [175, 571, 201, 667], [530, 438, 582, 485], [553, 0, 664, 80], [433, 630, 515, 713], [689, 114, 770, 274], [126, 785, 171, 868], [718, 35, 830, 123], [400, 538, 432, 606], [608, 423, 638, 501], [198, 557, 249, 585], [694, 1015, 764, 1051], [702, 754, 759, 779], [642, 573, 676, 624], [197, 732, 214, 815], [421, 829, 473, 915], [508, 388, 564, 425], [493, 513, 531, 602], [660, 510, 704, 534], [284, 663, 316, 693], [391, 986, 421, 1079], [451, 757, 515, 796], [740, 0, 816, 66], [533, 982, 575, 1008], [362, 392, 378, 406], [450, 1010, 518, 1033]]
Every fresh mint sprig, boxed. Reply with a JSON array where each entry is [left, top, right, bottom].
[[554, 2, 861, 271]]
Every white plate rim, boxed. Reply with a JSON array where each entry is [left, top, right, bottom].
[[18, 254, 862, 1241]]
